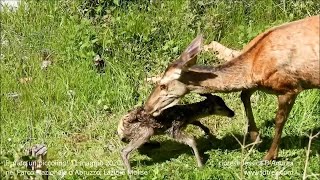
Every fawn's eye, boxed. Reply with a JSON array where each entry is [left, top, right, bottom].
[[160, 84, 167, 90]]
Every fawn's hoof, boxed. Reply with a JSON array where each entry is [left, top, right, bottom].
[[197, 162, 204, 168], [197, 156, 205, 168]]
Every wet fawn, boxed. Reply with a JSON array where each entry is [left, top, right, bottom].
[[118, 94, 234, 172]]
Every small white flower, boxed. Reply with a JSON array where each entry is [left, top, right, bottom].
[[7, 92, 20, 99], [97, 99, 102, 105], [67, 90, 75, 98], [41, 60, 52, 70], [1, 40, 8, 46]]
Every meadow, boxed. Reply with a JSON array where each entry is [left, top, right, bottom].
[[1, 0, 319, 179]]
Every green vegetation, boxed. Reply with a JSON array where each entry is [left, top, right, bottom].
[[1, 0, 319, 179]]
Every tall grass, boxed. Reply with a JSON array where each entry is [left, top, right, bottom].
[[1, 0, 319, 179]]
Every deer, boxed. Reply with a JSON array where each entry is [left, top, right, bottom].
[[144, 15, 320, 161], [117, 94, 234, 172]]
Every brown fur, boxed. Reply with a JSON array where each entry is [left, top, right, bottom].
[[118, 94, 234, 172], [144, 15, 320, 161]]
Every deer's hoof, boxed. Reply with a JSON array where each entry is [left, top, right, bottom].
[[248, 131, 261, 143], [263, 153, 277, 161]]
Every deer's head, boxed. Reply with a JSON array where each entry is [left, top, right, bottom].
[[144, 35, 203, 116]]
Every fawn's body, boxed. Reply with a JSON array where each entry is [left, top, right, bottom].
[[144, 15, 320, 160], [118, 94, 234, 172]]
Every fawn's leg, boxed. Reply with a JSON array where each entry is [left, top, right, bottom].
[[191, 120, 210, 135], [173, 131, 203, 167], [120, 129, 154, 172], [264, 93, 297, 160], [241, 90, 260, 142]]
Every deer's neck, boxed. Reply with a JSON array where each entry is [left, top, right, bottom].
[[180, 56, 256, 93]]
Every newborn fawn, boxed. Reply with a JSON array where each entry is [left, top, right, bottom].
[[117, 94, 234, 172]]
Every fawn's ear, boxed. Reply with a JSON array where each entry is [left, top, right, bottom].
[[180, 34, 203, 68]]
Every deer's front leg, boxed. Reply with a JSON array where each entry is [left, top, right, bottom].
[[241, 90, 260, 142], [120, 128, 154, 173], [173, 131, 203, 167], [264, 93, 297, 160]]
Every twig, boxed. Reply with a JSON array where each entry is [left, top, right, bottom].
[[303, 130, 320, 180], [275, 166, 288, 180], [231, 129, 261, 180], [306, 173, 320, 179], [243, 139, 262, 161], [231, 133, 243, 148]]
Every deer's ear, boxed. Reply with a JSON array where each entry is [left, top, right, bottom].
[[180, 34, 203, 67], [159, 35, 203, 84]]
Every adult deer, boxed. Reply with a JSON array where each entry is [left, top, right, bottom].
[[144, 15, 320, 160]]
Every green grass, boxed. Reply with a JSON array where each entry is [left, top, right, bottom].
[[1, 0, 319, 179]]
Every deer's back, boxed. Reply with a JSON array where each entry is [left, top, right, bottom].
[[243, 15, 320, 93]]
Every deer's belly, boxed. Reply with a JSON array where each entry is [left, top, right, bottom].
[[259, 71, 304, 94]]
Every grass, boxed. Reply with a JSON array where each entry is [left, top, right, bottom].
[[0, 0, 319, 179]]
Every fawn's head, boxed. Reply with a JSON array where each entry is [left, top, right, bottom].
[[144, 35, 205, 116], [117, 108, 141, 143], [117, 107, 159, 143], [200, 94, 235, 118]]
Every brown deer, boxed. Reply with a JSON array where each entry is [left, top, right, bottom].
[[118, 94, 234, 172], [144, 15, 320, 160]]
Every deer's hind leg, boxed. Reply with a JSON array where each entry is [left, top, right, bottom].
[[264, 93, 297, 160], [241, 90, 260, 142], [172, 131, 203, 167]]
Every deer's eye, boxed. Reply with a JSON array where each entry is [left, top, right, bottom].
[[160, 84, 167, 90]]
